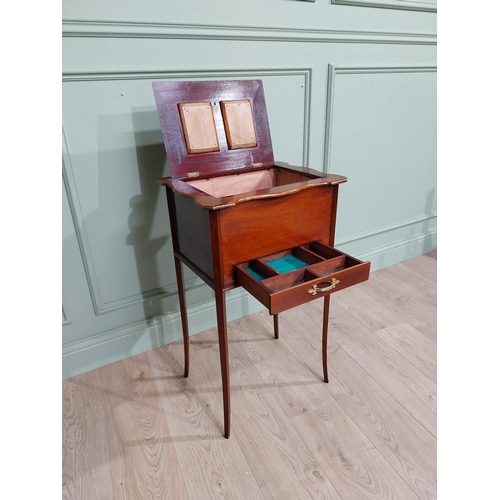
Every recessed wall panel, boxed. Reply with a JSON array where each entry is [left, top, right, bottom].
[[62, 72, 309, 312], [328, 67, 437, 240]]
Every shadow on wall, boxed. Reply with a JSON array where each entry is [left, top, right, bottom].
[[127, 107, 257, 332], [127, 109, 170, 317], [63, 102, 258, 378], [127, 108, 174, 331]]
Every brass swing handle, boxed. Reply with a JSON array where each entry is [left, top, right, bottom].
[[307, 278, 340, 296]]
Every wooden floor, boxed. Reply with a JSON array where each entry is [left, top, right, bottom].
[[62, 251, 437, 500]]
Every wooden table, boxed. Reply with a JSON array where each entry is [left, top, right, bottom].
[[152, 80, 370, 438]]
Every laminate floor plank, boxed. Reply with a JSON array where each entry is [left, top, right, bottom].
[[426, 250, 437, 259], [336, 282, 436, 338], [195, 327, 343, 500], [262, 309, 437, 499], [373, 323, 437, 383], [332, 284, 405, 333], [260, 305, 342, 381], [100, 354, 189, 500], [376, 270, 436, 319], [382, 257, 437, 303], [62, 252, 437, 500], [399, 252, 437, 283], [370, 266, 436, 316], [305, 298, 437, 436], [62, 369, 114, 500], [326, 350, 437, 500], [358, 272, 437, 341], [230, 312, 421, 500], [148, 341, 265, 500]]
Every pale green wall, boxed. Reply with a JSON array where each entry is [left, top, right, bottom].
[[62, 0, 437, 379]]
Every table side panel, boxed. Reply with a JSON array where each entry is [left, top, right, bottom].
[[171, 190, 214, 283]]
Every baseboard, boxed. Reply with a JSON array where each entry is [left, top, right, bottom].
[[345, 229, 437, 272]]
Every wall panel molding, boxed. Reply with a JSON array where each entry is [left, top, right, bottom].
[[62, 305, 70, 326], [63, 68, 312, 315], [62, 20, 436, 45], [323, 64, 437, 173], [62, 134, 102, 317], [62, 67, 312, 82], [356, 228, 437, 269], [336, 212, 437, 246], [332, 0, 436, 12], [330, 65, 437, 74], [63, 131, 214, 316], [324, 63, 436, 265]]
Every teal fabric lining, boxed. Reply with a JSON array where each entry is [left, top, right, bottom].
[[267, 255, 308, 274], [246, 267, 266, 281], [246, 254, 309, 281]]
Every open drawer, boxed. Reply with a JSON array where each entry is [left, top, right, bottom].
[[235, 242, 370, 315]]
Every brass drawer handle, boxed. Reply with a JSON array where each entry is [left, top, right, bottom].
[[307, 278, 340, 296]]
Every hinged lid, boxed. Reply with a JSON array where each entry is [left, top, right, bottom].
[[152, 80, 274, 179]]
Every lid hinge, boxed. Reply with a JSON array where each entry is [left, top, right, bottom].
[[187, 172, 200, 178]]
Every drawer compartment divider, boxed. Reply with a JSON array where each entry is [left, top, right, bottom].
[[235, 241, 370, 315]]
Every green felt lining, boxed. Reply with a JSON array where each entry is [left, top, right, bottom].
[[267, 255, 308, 274], [246, 254, 309, 281], [246, 267, 266, 281]]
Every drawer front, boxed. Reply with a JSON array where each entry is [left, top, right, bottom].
[[235, 242, 370, 315], [268, 260, 370, 314]]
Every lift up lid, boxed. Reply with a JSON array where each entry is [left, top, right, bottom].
[[152, 79, 275, 179]]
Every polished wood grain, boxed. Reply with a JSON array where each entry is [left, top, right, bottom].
[[62, 252, 436, 500], [166, 166, 348, 438], [218, 185, 338, 289], [160, 165, 346, 210], [168, 189, 214, 286], [152, 79, 274, 179], [273, 313, 279, 339], [322, 295, 331, 383], [154, 80, 363, 438], [174, 257, 190, 378], [233, 242, 370, 316]]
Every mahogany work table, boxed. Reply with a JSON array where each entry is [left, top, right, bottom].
[[152, 80, 370, 438]]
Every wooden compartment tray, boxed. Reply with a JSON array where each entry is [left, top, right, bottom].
[[235, 242, 370, 314]]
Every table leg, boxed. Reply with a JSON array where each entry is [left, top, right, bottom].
[[273, 314, 279, 339], [322, 295, 330, 383], [215, 288, 231, 438], [174, 257, 190, 378]]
